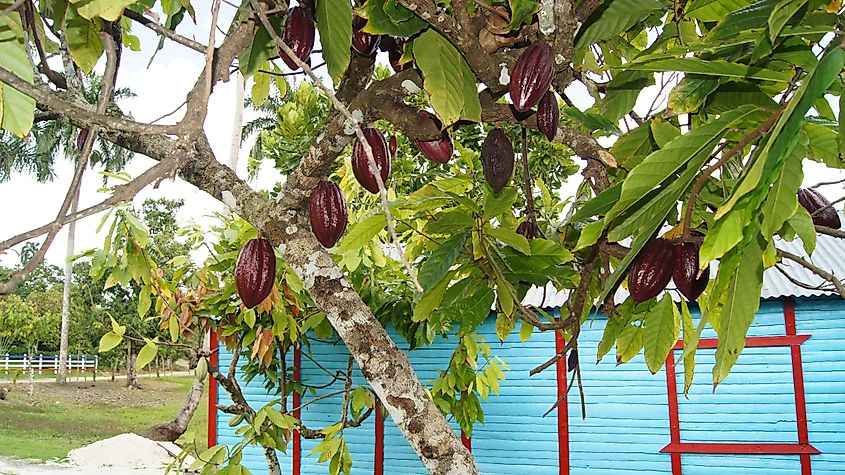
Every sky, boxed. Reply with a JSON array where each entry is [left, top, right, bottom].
[[0, 4, 842, 270]]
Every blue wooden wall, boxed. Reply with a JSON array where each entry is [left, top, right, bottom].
[[215, 298, 845, 474]]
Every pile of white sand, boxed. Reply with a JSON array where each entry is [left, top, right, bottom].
[[0, 434, 196, 474]]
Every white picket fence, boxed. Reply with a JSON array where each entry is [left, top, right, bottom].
[[1, 354, 98, 374]]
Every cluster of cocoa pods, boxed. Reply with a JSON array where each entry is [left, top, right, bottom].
[[509, 41, 560, 141], [628, 236, 709, 303], [797, 187, 841, 229]]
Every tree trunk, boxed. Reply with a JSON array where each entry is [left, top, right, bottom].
[[126, 341, 141, 389], [140, 373, 204, 441], [56, 187, 80, 384], [227, 71, 245, 172]]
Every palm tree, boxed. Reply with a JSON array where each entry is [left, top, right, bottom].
[[0, 73, 135, 384]]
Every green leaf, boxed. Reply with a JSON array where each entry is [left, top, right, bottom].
[[357, 0, 426, 37], [508, 0, 539, 28], [668, 76, 720, 114], [244, 309, 256, 328], [597, 312, 629, 363], [316, 0, 352, 83], [413, 273, 452, 322], [238, 17, 283, 77], [700, 201, 750, 268], [760, 139, 804, 239], [767, 0, 807, 43], [483, 187, 518, 221], [98, 331, 122, 353], [418, 233, 467, 291], [600, 70, 654, 122], [716, 45, 845, 220], [137, 285, 152, 318], [110, 316, 126, 336], [708, 0, 778, 41], [425, 208, 475, 234], [607, 106, 756, 223], [650, 118, 680, 149], [65, 7, 103, 74], [643, 295, 679, 374], [70, 0, 135, 21], [455, 286, 495, 333], [686, 0, 753, 21], [786, 206, 816, 255], [805, 123, 842, 168], [616, 325, 644, 365], [169, 313, 179, 343], [575, 0, 663, 48], [251, 69, 271, 108], [569, 183, 622, 222], [713, 236, 764, 386], [413, 29, 481, 126], [519, 320, 534, 342], [338, 214, 386, 253], [609, 127, 655, 169], [0, 12, 34, 137], [625, 57, 792, 83], [136, 340, 158, 371], [574, 220, 604, 252], [486, 226, 531, 255]]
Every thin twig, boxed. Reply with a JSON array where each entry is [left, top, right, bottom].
[[0, 0, 24, 17], [778, 248, 845, 299], [811, 177, 845, 189], [123, 10, 208, 53], [249, 0, 424, 293]]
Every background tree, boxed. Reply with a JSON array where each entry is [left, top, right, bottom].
[[0, 1, 843, 474]]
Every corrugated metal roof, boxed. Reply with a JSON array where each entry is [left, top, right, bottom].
[[520, 229, 845, 308]]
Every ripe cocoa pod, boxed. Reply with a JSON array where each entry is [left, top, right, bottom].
[[77, 128, 89, 152], [481, 128, 515, 194], [386, 38, 411, 72], [567, 348, 578, 372], [235, 238, 277, 309], [416, 111, 453, 164], [536, 90, 559, 141], [798, 188, 841, 229], [388, 135, 398, 156], [352, 128, 391, 194], [280, 7, 315, 71], [516, 220, 539, 239], [672, 241, 709, 302], [509, 41, 554, 112], [352, 17, 380, 56], [309, 181, 348, 248], [628, 238, 674, 303]]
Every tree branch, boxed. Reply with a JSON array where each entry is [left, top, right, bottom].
[[778, 248, 845, 299], [123, 9, 208, 53]]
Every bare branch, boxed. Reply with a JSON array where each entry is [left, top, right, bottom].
[[123, 9, 208, 53], [777, 248, 845, 299]]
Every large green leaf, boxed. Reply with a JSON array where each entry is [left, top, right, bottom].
[[70, 0, 135, 21], [338, 214, 387, 253], [708, 0, 778, 41], [607, 106, 756, 223], [98, 331, 122, 353], [643, 295, 680, 374], [712, 236, 763, 386], [616, 324, 644, 365], [786, 206, 816, 255], [716, 46, 845, 220], [667, 76, 719, 114], [685, 0, 752, 21], [599, 70, 654, 122], [357, 0, 426, 37], [413, 29, 481, 126], [805, 123, 842, 168], [486, 226, 531, 255], [136, 340, 158, 371], [760, 137, 804, 239], [507, 0, 539, 29], [238, 17, 283, 78], [316, 0, 352, 83], [575, 0, 663, 48], [625, 57, 792, 82], [699, 200, 751, 268], [680, 299, 697, 397], [418, 233, 467, 291], [569, 183, 622, 222], [0, 12, 34, 137], [65, 7, 103, 74], [767, 0, 807, 43]]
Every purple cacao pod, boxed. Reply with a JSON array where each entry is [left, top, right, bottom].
[[387, 38, 411, 72], [481, 128, 514, 194], [672, 241, 709, 302], [77, 128, 90, 152], [280, 7, 315, 71], [509, 41, 555, 112], [567, 347, 578, 372], [388, 135, 398, 156], [352, 128, 392, 194], [628, 238, 674, 303], [516, 220, 539, 239], [352, 17, 380, 56], [798, 188, 841, 229], [309, 181, 348, 248], [235, 238, 277, 309], [536, 90, 559, 141], [416, 111, 453, 164]]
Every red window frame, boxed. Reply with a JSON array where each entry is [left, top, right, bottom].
[[660, 298, 820, 475]]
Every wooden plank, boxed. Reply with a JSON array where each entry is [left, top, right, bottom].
[[660, 442, 820, 455]]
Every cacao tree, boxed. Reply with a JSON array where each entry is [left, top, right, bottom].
[[0, 0, 844, 474]]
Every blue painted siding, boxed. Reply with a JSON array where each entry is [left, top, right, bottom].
[[216, 298, 845, 474]]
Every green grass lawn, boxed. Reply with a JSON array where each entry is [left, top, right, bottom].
[[0, 376, 208, 461]]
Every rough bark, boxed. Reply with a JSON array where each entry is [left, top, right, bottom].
[[56, 188, 79, 384], [126, 340, 141, 389], [140, 374, 204, 441]]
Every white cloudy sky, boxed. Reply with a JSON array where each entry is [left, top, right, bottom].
[[0, 4, 842, 269]]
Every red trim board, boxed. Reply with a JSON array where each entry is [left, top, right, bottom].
[[293, 347, 302, 475], [662, 297, 818, 475], [207, 330, 219, 448], [374, 401, 384, 475], [555, 328, 569, 475]]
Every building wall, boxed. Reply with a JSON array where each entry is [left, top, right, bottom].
[[213, 298, 845, 474]]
